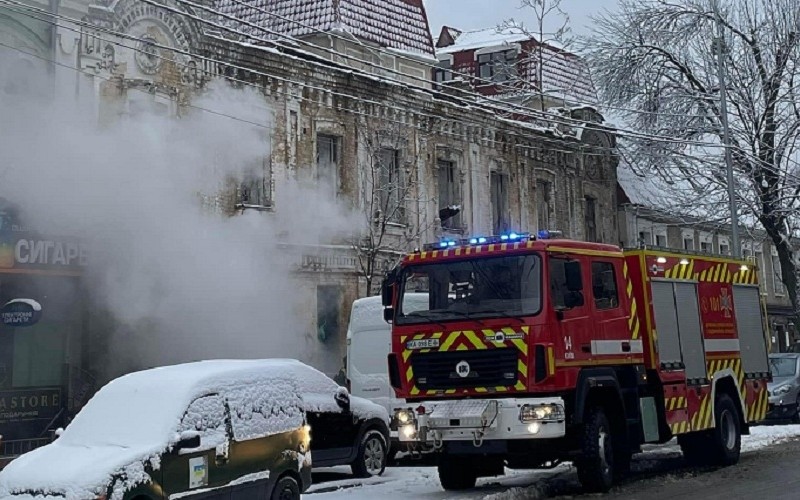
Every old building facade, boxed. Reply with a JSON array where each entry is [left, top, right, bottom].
[[0, 0, 619, 452]]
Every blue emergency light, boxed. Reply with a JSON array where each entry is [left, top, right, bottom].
[[423, 230, 546, 251]]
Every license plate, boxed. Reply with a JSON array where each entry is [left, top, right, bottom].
[[406, 338, 440, 350]]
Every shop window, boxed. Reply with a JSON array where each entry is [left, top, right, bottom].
[[317, 285, 341, 342]]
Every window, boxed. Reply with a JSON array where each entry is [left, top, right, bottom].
[[699, 232, 712, 253], [317, 285, 341, 342], [317, 134, 339, 199], [536, 180, 551, 231], [584, 196, 597, 242], [591, 262, 619, 310], [637, 230, 652, 247], [397, 254, 542, 324], [228, 380, 304, 441], [682, 230, 695, 251], [718, 236, 730, 255], [772, 250, 785, 295], [549, 257, 584, 310], [376, 148, 404, 223], [655, 233, 668, 247], [477, 49, 518, 82], [437, 159, 461, 230], [433, 59, 453, 84], [179, 394, 229, 451], [491, 172, 510, 234], [237, 158, 272, 208]]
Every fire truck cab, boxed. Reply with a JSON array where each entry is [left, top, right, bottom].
[[382, 231, 770, 492]]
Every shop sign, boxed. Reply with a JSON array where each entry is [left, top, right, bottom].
[[0, 388, 62, 424], [0, 230, 87, 271], [1, 299, 42, 327]]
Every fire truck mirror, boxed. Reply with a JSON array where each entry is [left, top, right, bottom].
[[381, 268, 398, 306], [383, 307, 394, 324], [564, 291, 585, 309], [564, 261, 583, 292]]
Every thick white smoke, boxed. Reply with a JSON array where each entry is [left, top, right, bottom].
[[0, 48, 358, 381]]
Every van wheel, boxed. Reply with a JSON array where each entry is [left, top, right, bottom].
[[709, 394, 741, 466], [438, 456, 477, 490], [270, 475, 299, 500], [576, 406, 615, 492], [352, 430, 387, 477]]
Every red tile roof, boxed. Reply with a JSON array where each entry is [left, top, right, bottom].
[[217, 0, 435, 57]]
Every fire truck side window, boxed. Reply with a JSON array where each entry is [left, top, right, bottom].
[[549, 257, 579, 309], [591, 261, 619, 310]]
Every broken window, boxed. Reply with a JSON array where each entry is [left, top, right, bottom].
[[584, 196, 597, 242], [536, 180, 551, 231], [316, 134, 339, 199], [491, 171, 510, 234], [237, 157, 272, 209], [437, 159, 461, 230], [377, 148, 405, 223]]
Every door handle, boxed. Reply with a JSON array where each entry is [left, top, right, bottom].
[[622, 341, 631, 352]]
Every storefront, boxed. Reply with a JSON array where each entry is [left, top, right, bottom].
[[0, 224, 89, 458]]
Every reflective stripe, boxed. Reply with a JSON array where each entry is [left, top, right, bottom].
[[704, 339, 740, 352]]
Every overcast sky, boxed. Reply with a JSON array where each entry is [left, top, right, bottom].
[[424, 0, 620, 39]]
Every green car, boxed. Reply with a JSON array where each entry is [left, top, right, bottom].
[[0, 360, 313, 499]]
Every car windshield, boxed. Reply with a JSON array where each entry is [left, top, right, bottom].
[[769, 357, 798, 378], [396, 253, 541, 324]]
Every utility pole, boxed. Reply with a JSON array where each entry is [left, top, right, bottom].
[[712, 0, 741, 257]]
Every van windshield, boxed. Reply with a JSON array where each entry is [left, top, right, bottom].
[[397, 253, 541, 325]]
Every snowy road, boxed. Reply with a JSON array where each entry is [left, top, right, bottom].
[[306, 424, 800, 499]]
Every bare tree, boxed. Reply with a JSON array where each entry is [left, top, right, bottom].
[[586, 0, 800, 315], [353, 121, 434, 296], [498, 0, 577, 110]]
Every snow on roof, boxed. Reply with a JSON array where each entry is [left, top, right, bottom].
[[436, 26, 596, 105], [216, 0, 435, 57], [346, 293, 428, 334], [436, 26, 530, 54]]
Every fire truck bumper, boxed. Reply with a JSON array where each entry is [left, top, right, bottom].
[[394, 397, 566, 444]]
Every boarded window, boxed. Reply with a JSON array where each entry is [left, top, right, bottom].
[[584, 196, 597, 242], [377, 148, 404, 223], [317, 134, 339, 199], [491, 172, 509, 234], [536, 180, 551, 230], [438, 159, 461, 229]]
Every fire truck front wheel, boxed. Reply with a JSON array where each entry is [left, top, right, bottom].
[[576, 406, 615, 493], [709, 394, 741, 465], [437, 456, 477, 490]]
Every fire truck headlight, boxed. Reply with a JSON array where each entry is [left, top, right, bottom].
[[519, 404, 565, 423], [527, 422, 541, 434], [401, 424, 417, 439], [396, 409, 415, 425]]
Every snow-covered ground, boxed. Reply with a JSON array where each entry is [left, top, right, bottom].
[[307, 424, 800, 499]]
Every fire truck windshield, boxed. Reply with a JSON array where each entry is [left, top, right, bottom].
[[396, 253, 541, 324]]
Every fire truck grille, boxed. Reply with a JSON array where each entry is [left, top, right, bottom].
[[411, 349, 519, 390]]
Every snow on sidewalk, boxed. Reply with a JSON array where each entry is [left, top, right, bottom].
[[307, 424, 800, 499]]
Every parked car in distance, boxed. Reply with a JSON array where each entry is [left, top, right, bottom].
[[767, 353, 800, 422], [345, 294, 427, 456], [0, 359, 312, 500]]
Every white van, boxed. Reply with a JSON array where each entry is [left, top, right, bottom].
[[345, 294, 428, 433]]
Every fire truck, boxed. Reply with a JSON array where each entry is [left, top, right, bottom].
[[381, 231, 770, 492]]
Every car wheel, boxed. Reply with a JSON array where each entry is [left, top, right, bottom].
[[270, 475, 300, 500], [352, 429, 388, 478]]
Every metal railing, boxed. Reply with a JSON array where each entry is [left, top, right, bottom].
[[0, 437, 51, 458]]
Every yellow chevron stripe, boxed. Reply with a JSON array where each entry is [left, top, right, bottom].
[[456, 344, 468, 351], [518, 359, 528, 378], [410, 386, 420, 395], [521, 326, 530, 334], [511, 338, 528, 356], [628, 299, 638, 327], [515, 381, 526, 391], [475, 387, 487, 393], [626, 279, 633, 297], [760, 389, 768, 420], [547, 346, 555, 375], [445, 389, 456, 394], [463, 330, 486, 350], [632, 317, 640, 339], [700, 269, 708, 281], [405, 366, 414, 382], [439, 331, 460, 351]]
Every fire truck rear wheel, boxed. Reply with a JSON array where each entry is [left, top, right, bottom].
[[576, 406, 615, 492], [710, 393, 741, 466], [438, 456, 477, 490]]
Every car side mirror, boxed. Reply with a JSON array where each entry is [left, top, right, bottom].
[[335, 387, 351, 412], [383, 307, 394, 324], [175, 430, 201, 451]]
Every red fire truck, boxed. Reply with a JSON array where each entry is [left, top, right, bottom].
[[381, 231, 770, 492]]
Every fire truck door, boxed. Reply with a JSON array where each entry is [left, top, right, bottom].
[[651, 281, 707, 380], [732, 285, 769, 374]]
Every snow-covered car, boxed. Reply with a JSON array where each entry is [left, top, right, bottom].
[[0, 360, 314, 500], [299, 362, 391, 477]]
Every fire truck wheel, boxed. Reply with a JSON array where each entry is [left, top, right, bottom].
[[576, 406, 615, 492], [710, 394, 741, 466], [438, 456, 477, 490]]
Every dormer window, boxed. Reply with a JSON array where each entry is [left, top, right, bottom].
[[434, 56, 453, 83], [477, 49, 518, 82]]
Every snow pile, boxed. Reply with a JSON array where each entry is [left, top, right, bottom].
[[741, 424, 800, 452], [0, 359, 309, 499]]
